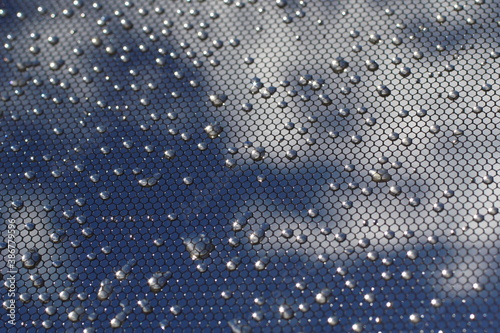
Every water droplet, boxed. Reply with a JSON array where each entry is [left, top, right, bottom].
[[255, 256, 270, 270], [68, 307, 85, 322], [376, 85, 391, 97], [116, 259, 137, 280], [330, 57, 349, 73], [352, 322, 364, 332], [11, 200, 24, 210], [483, 175, 493, 184], [250, 147, 265, 161], [148, 271, 172, 293], [164, 149, 176, 160], [22, 248, 41, 269], [184, 234, 215, 260], [204, 123, 223, 139], [370, 169, 391, 183], [138, 299, 153, 314], [279, 304, 294, 319], [442, 269, 453, 278], [97, 279, 114, 300], [365, 59, 379, 71]]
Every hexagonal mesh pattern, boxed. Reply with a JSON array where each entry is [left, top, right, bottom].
[[0, 0, 498, 331]]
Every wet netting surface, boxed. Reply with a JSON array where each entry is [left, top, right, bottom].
[[0, 0, 499, 332]]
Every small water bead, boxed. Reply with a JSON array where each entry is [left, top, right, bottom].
[[472, 283, 484, 291], [483, 175, 494, 184], [204, 123, 223, 139], [404, 230, 415, 238], [221, 290, 232, 300], [429, 124, 441, 134], [336, 266, 348, 276], [407, 249, 418, 260], [22, 248, 41, 269], [409, 197, 420, 207], [209, 94, 227, 107], [249, 229, 265, 244], [226, 257, 241, 271], [447, 90, 459, 100], [184, 234, 215, 260], [433, 202, 445, 212], [255, 256, 270, 271], [352, 322, 364, 332], [370, 169, 391, 183], [366, 251, 379, 261], [110, 312, 127, 328], [50, 229, 66, 243], [401, 137, 413, 146], [137, 299, 153, 314], [77, 292, 88, 301], [315, 288, 331, 304], [97, 279, 114, 301], [318, 253, 329, 263], [442, 269, 453, 278], [100, 191, 110, 200], [250, 147, 265, 161], [225, 158, 237, 168], [345, 279, 357, 289], [472, 213, 484, 222], [281, 228, 294, 239], [488, 207, 498, 215], [148, 271, 172, 293], [45, 306, 57, 316], [297, 127, 309, 135], [401, 271, 412, 280], [294, 303, 310, 313], [278, 304, 294, 320], [11, 200, 24, 210], [286, 149, 298, 160], [365, 59, 379, 71], [358, 238, 370, 248], [116, 259, 137, 280], [409, 313, 422, 323], [24, 170, 35, 180], [68, 307, 85, 322], [443, 189, 455, 198], [383, 230, 395, 239], [102, 246, 112, 254], [330, 57, 349, 73]]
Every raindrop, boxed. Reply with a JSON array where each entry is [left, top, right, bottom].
[[376, 85, 391, 97], [251, 147, 265, 161], [184, 234, 215, 260], [279, 304, 294, 319], [209, 94, 227, 106], [138, 299, 153, 314], [204, 123, 223, 139], [370, 169, 391, 182], [22, 248, 41, 269], [116, 259, 137, 280], [97, 279, 114, 300], [365, 59, 379, 71], [148, 271, 172, 293], [442, 269, 453, 278], [330, 57, 349, 73], [255, 256, 269, 270]]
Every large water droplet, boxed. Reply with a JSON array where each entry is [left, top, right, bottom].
[[148, 271, 172, 293], [184, 233, 215, 260], [22, 248, 41, 269]]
